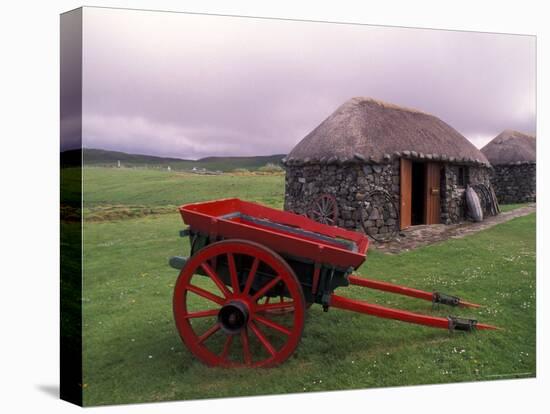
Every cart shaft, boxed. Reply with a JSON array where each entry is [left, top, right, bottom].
[[348, 275, 481, 308], [349, 275, 433, 301], [329, 294, 497, 331]]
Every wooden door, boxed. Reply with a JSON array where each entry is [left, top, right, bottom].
[[424, 162, 441, 224], [400, 158, 412, 229]]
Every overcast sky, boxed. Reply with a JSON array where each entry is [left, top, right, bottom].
[[80, 7, 536, 159]]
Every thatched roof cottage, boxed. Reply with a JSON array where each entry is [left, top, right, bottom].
[[283, 97, 492, 236], [481, 130, 536, 204]]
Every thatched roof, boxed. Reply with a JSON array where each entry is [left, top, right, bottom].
[[481, 130, 536, 165], [285, 97, 490, 166]]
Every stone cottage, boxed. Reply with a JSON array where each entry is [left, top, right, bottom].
[[283, 97, 492, 236], [481, 130, 536, 204]]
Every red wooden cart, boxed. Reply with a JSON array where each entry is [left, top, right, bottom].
[[169, 198, 496, 368]]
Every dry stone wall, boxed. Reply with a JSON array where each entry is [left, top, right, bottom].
[[285, 160, 493, 230], [491, 163, 536, 204], [284, 160, 400, 234], [441, 165, 492, 224]]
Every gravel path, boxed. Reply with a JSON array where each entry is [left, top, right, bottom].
[[371, 204, 536, 254]]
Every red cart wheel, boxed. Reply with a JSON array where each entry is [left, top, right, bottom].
[[308, 193, 338, 225], [173, 239, 305, 367]]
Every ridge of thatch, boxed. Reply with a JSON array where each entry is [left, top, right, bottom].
[[480, 130, 536, 165], [285, 97, 490, 166]]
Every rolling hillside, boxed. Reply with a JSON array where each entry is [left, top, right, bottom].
[[62, 148, 286, 171]]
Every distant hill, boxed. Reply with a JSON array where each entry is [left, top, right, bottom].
[[83, 148, 190, 164], [194, 154, 286, 171], [61, 148, 286, 172]]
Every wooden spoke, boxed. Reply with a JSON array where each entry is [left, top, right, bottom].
[[254, 314, 292, 336], [184, 309, 220, 319], [317, 201, 325, 216], [220, 334, 234, 361], [309, 194, 338, 225], [252, 275, 282, 302], [249, 321, 276, 356], [173, 239, 305, 368], [241, 329, 252, 365], [198, 323, 220, 344], [227, 253, 240, 294], [186, 284, 225, 306], [243, 258, 259, 296], [200, 262, 231, 298]]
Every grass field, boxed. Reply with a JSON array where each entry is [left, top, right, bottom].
[[499, 203, 530, 212], [80, 167, 536, 406], [81, 167, 284, 220]]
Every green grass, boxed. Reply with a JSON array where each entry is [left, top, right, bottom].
[[80, 167, 536, 406], [500, 203, 531, 212], [80, 167, 284, 220]]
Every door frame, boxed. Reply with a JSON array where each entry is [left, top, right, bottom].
[[401, 159, 441, 228], [400, 158, 412, 230]]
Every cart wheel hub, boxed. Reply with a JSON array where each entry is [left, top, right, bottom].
[[218, 300, 249, 334]]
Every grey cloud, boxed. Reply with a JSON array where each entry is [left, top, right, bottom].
[[81, 8, 535, 158]]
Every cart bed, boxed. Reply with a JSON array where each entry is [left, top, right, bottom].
[[179, 198, 369, 269]]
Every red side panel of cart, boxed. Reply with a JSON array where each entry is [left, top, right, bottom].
[[179, 198, 369, 270]]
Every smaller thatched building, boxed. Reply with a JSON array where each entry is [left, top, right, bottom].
[[283, 97, 492, 236], [481, 130, 536, 204]]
